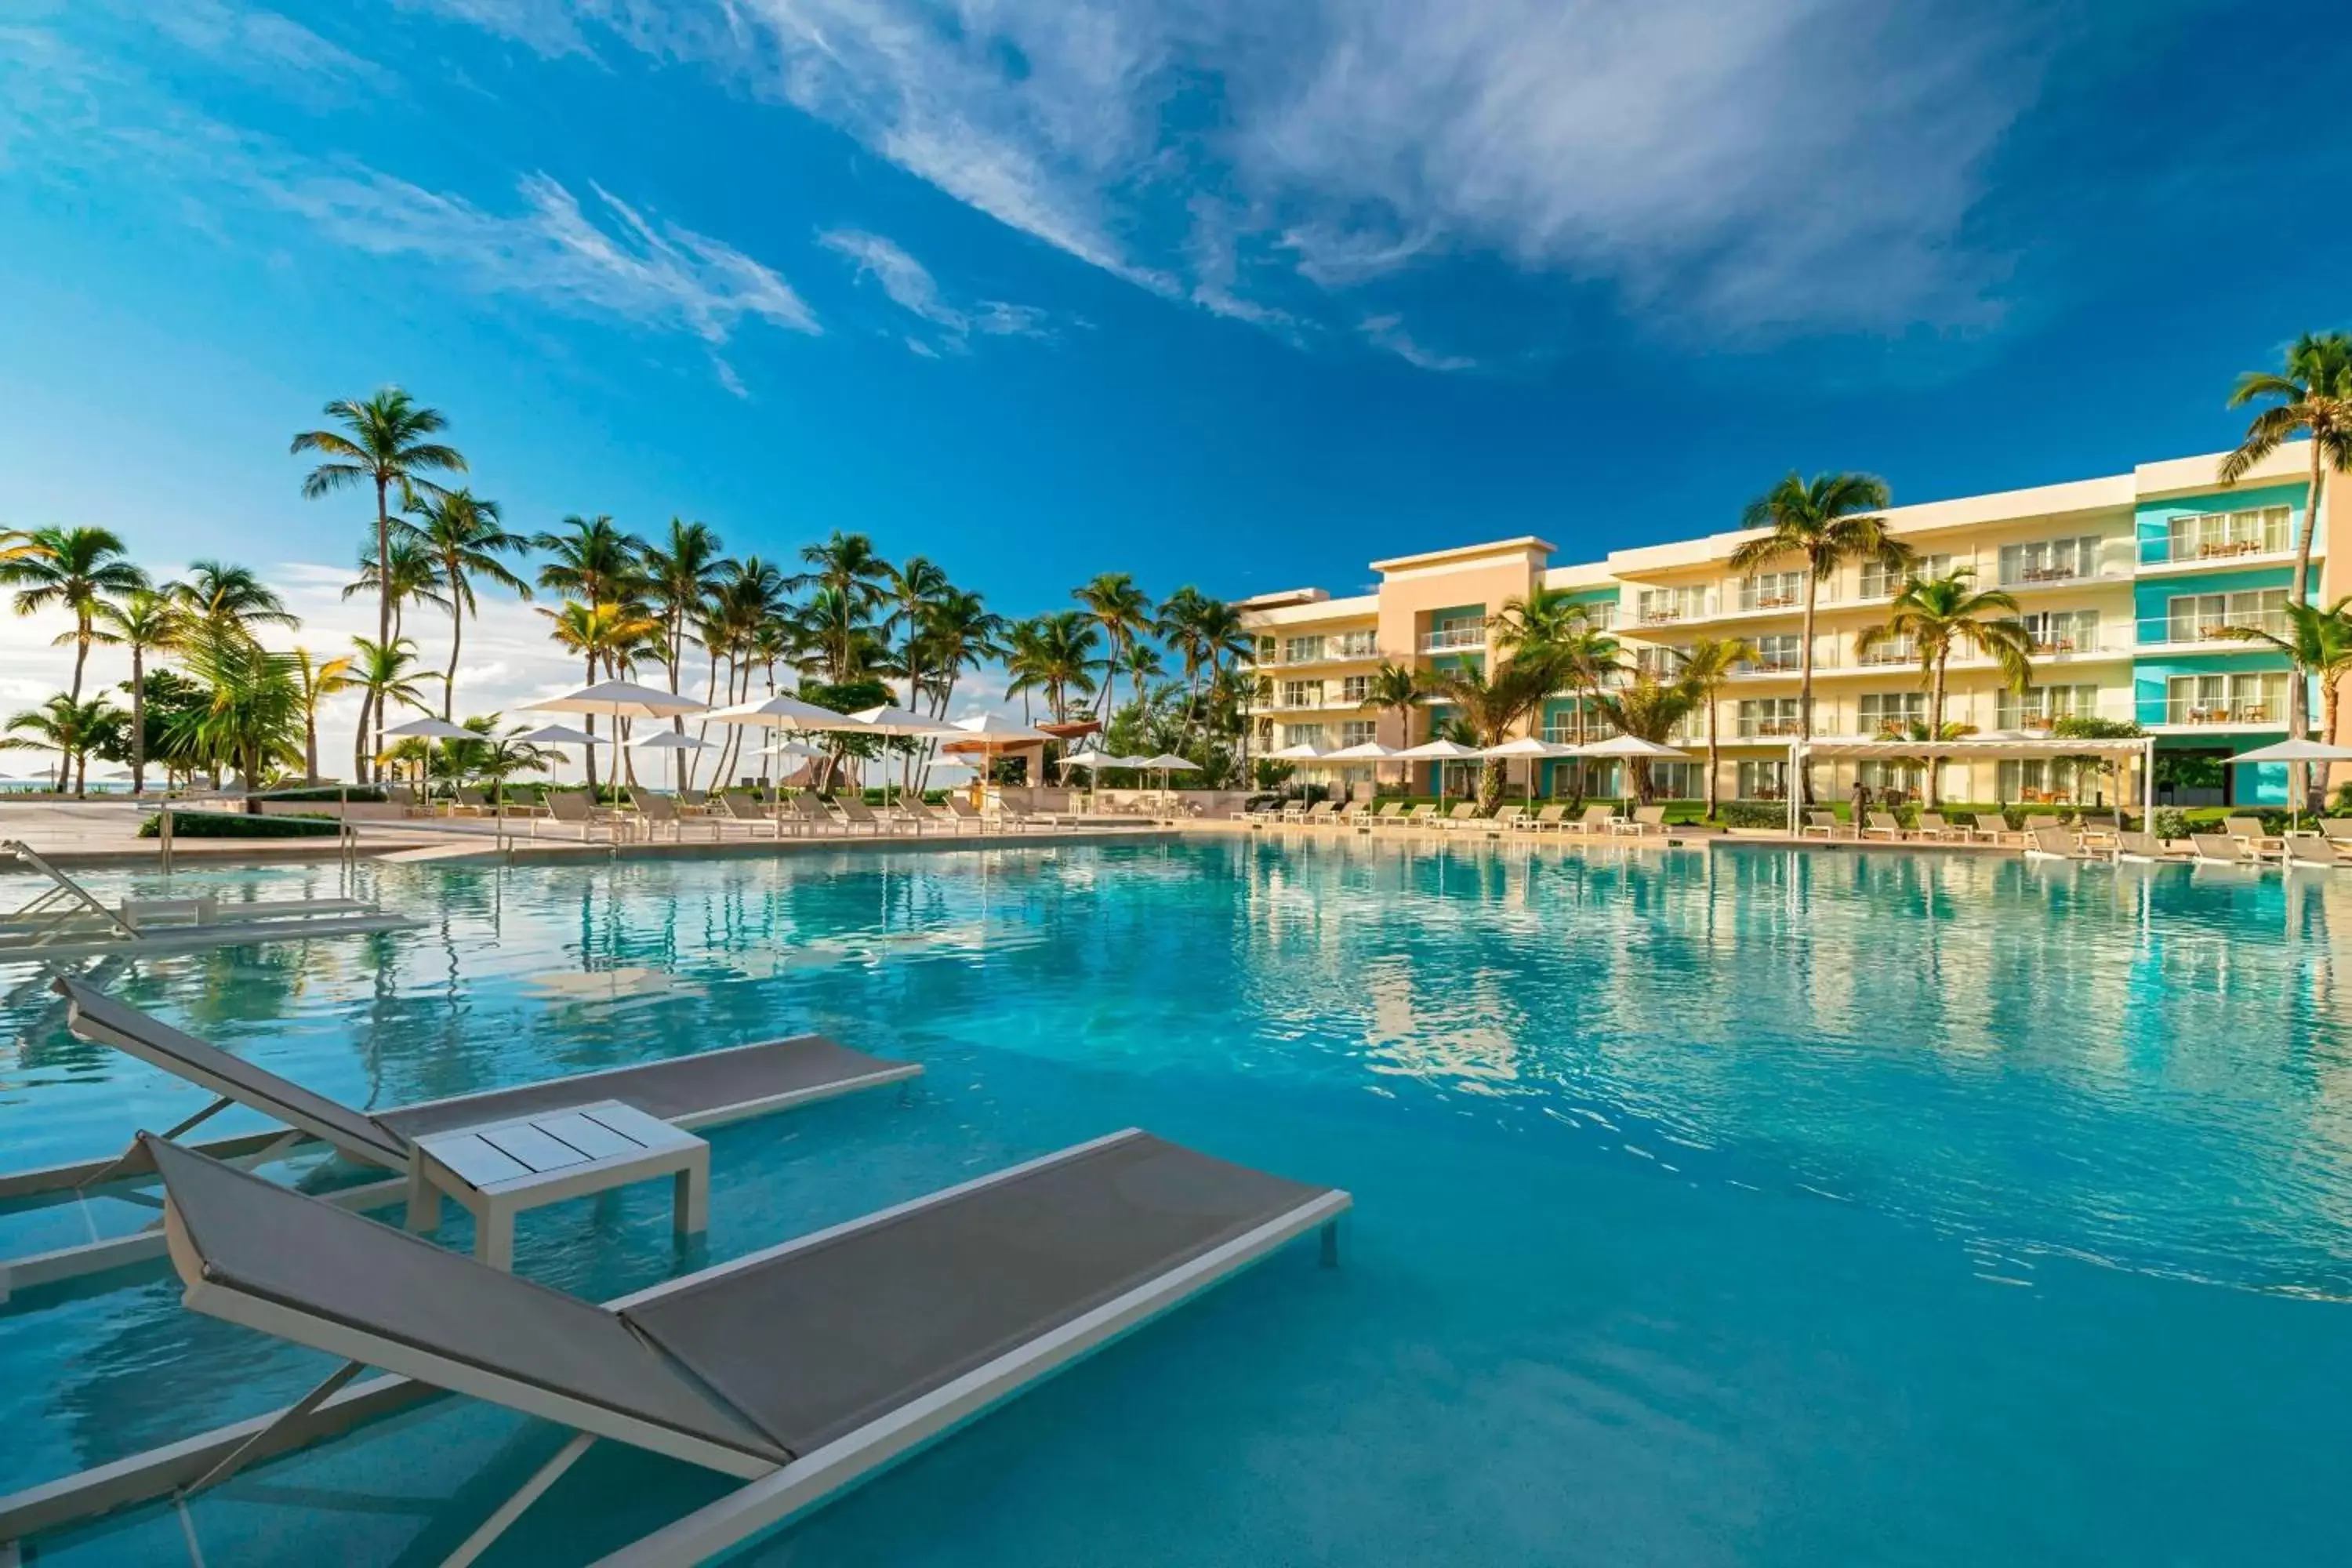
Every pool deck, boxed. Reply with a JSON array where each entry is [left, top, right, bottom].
[[3, 799, 2059, 869]]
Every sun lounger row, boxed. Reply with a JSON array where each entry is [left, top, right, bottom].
[[0, 980, 1349, 1564], [519, 787, 1067, 840], [1243, 800, 1673, 837]]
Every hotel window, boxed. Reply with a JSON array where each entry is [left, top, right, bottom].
[[1858, 631, 1917, 666], [1584, 599, 1620, 630], [1281, 634, 1325, 664], [1855, 758, 1925, 793], [1635, 760, 1702, 799], [1279, 680, 1324, 709], [1998, 535, 2102, 585], [1251, 635, 1275, 665], [1338, 720, 1377, 747], [1738, 571, 1807, 612], [1737, 759, 1789, 800], [1283, 723, 1327, 749], [1747, 633, 1803, 673], [1634, 644, 1691, 677], [1737, 698, 1803, 738], [2163, 505, 2291, 562], [1995, 684, 2100, 729], [1860, 553, 1953, 598], [2021, 608, 2100, 653], [2165, 589, 2287, 642], [1857, 691, 1927, 736], [1339, 674, 1374, 704], [1334, 630, 1380, 658], [1635, 585, 1711, 624], [1995, 758, 2088, 802], [2165, 671, 2288, 724]]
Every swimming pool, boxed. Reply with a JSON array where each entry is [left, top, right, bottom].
[[4, 837, 2348, 1563]]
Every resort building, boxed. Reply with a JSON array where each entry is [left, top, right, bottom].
[[1238, 442, 2332, 807]]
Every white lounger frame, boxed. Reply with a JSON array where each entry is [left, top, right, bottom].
[[0, 1031, 921, 1301], [0, 1127, 1350, 1568]]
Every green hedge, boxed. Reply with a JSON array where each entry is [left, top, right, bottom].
[[139, 811, 343, 839]]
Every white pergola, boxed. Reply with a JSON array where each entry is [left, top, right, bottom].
[[1783, 734, 2158, 832]]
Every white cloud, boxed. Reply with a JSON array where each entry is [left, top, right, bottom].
[[1359, 314, 1473, 374], [0, 562, 583, 780], [268, 169, 822, 345], [818, 227, 1051, 354], [141, 0, 387, 93], [428, 0, 2046, 354]]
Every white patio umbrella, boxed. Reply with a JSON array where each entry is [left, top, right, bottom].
[[630, 730, 706, 793], [1138, 752, 1200, 808], [382, 715, 476, 814], [1480, 735, 1577, 801], [2226, 737, 2352, 833], [514, 724, 601, 794], [1570, 732, 1690, 808], [1394, 737, 1483, 799], [933, 712, 1055, 797], [530, 681, 708, 799], [1265, 742, 1327, 760]]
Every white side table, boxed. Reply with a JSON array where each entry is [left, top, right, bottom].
[[404, 1099, 710, 1270]]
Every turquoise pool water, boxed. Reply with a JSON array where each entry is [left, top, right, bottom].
[[4, 838, 2350, 1564]]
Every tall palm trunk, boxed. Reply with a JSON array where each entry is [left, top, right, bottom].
[[129, 645, 147, 794], [1704, 695, 1720, 818], [443, 595, 463, 720], [1797, 568, 1820, 804], [374, 474, 392, 767], [354, 688, 376, 783], [68, 615, 90, 706], [1927, 650, 1951, 809], [2289, 449, 2325, 802]]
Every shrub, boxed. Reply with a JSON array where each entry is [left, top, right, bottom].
[[2154, 808, 2191, 841], [1718, 800, 1790, 829], [139, 811, 343, 839]]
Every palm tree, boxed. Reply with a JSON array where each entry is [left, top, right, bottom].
[[290, 648, 354, 782], [789, 532, 892, 680], [540, 601, 658, 797], [884, 556, 950, 710], [440, 715, 550, 801], [347, 637, 431, 784], [1853, 568, 2032, 807], [1728, 472, 1913, 802], [1359, 661, 1422, 791], [913, 587, 1007, 717], [2216, 597, 2352, 763], [397, 489, 532, 717], [169, 628, 306, 806], [1004, 612, 1099, 722], [2, 694, 123, 795], [1429, 656, 1558, 808], [535, 515, 645, 613], [165, 560, 300, 645], [0, 525, 149, 704], [1073, 572, 1155, 719], [1592, 674, 1701, 804], [292, 388, 466, 658], [2221, 332, 2352, 792], [343, 538, 446, 771], [89, 586, 175, 793], [1670, 638, 1751, 818]]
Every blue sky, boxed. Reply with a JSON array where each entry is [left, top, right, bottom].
[[3, 0, 2350, 656]]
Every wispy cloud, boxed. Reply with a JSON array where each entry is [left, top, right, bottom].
[[1, 17, 818, 376], [438, 0, 2049, 364], [142, 0, 387, 93], [1359, 314, 1472, 374], [278, 170, 822, 343], [818, 227, 1051, 354]]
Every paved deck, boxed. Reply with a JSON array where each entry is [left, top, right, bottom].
[[0, 801, 450, 868]]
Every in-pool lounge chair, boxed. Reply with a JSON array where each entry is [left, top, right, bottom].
[[0, 1131, 1348, 1564], [2024, 825, 2089, 861], [2190, 833, 2263, 866], [2282, 837, 2350, 872], [1612, 805, 1668, 837], [0, 978, 921, 1295], [2224, 815, 2283, 855], [2113, 831, 2192, 864], [545, 789, 627, 840]]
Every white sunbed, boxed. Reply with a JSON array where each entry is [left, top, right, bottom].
[[0, 1130, 1350, 1564], [0, 979, 920, 1298]]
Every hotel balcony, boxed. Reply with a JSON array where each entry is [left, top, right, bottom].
[[2152, 700, 2281, 731], [1267, 640, 1385, 668], [2134, 612, 2289, 652], [1418, 626, 1487, 653]]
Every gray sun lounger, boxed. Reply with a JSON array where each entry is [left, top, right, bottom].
[[0, 978, 920, 1294], [0, 1131, 1349, 1563]]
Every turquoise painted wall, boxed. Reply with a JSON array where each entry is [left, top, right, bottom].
[[2132, 566, 2301, 625], [2133, 479, 2307, 563]]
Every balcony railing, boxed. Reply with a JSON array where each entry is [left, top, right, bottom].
[[1419, 626, 1485, 652], [1635, 595, 1715, 625], [2002, 564, 2089, 586], [2161, 700, 2278, 727], [2137, 612, 2289, 646], [1857, 641, 1918, 667], [2143, 535, 2288, 565], [1737, 718, 1806, 738]]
